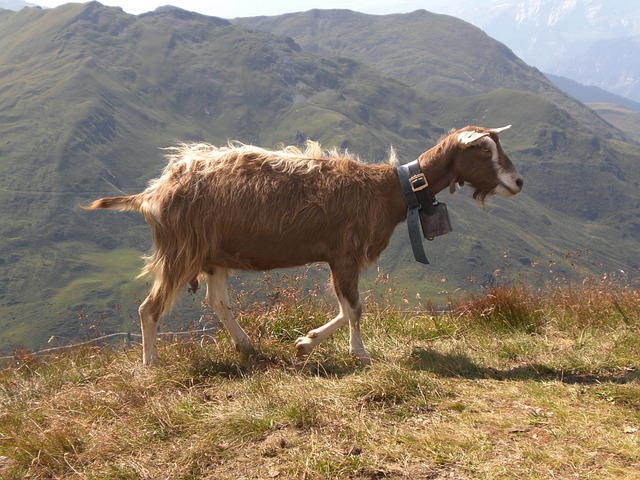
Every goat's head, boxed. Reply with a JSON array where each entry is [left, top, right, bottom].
[[450, 125, 523, 202]]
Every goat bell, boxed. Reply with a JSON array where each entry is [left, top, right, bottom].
[[419, 202, 452, 240]]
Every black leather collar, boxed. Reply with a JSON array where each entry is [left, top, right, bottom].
[[396, 160, 433, 264]]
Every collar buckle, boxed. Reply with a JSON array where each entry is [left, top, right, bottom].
[[409, 172, 428, 192]]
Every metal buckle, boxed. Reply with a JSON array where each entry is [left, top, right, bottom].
[[409, 173, 428, 192]]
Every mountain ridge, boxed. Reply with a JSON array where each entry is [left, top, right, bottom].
[[546, 73, 640, 113], [235, 8, 633, 144]]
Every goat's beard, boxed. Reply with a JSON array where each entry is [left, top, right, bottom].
[[473, 182, 519, 203], [471, 186, 496, 204], [454, 179, 508, 204]]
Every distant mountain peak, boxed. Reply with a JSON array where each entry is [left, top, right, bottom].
[[0, 0, 36, 11], [423, 0, 640, 102]]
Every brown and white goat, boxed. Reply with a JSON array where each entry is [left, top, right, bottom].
[[83, 125, 522, 365]]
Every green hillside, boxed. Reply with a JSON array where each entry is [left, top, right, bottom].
[[588, 102, 640, 143], [0, 3, 638, 353]]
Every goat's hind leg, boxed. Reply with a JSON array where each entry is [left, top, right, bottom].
[[138, 271, 190, 366], [206, 267, 256, 355], [138, 294, 161, 366], [138, 280, 177, 366]]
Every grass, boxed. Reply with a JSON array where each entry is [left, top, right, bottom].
[[1, 275, 639, 479]]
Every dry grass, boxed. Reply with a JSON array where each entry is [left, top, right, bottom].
[[1, 275, 639, 479]]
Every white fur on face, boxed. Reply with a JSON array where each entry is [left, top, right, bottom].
[[485, 137, 522, 196]]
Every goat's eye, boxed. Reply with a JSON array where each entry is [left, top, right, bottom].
[[481, 147, 490, 152]]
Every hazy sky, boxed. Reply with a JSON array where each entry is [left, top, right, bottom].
[[36, 0, 450, 18]]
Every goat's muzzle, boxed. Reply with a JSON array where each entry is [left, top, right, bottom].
[[515, 176, 524, 191], [505, 176, 524, 196], [495, 171, 523, 197]]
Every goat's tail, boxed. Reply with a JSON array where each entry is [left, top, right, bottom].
[[81, 194, 142, 212]]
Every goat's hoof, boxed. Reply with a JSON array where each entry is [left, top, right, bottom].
[[351, 350, 371, 367], [142, 352, 159, 366], [236, 342, 258, 357], [294, 336, 315, 357]]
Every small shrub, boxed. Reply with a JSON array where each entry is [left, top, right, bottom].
[[452, 284, 544, 333]]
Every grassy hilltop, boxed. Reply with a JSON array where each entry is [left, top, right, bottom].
[[1, 277, 639, 479]]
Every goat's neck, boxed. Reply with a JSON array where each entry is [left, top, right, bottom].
[[417, 144, 457, 197]]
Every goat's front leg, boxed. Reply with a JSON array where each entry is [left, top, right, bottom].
[[295, 265, 370, 365], [346, 301, 368, 364], [294, 298, 349, 355]]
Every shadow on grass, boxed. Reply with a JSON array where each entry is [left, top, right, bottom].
[[409, 347, 639, 385], [184, 347, 362, 381]]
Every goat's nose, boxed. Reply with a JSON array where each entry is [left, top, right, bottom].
[[516, 177, 524, 190]]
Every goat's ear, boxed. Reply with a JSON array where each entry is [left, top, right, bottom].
[[458, 130, 490, 146], [489, 124, 512, 135]]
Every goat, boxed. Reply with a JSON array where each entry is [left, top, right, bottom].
[[83, 125, 523, 365]]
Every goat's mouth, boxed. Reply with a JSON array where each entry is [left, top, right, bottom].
[[497, 183, 518, 197], [473, 182, 521, 203], [496, 178, 523, 197]]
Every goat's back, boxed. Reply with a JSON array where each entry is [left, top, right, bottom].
[[140, 143, 401, 272]]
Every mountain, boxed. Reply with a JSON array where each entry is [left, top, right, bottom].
[[1, 3, 639, 354], [420, 0, 640, 69], [0, 0, 35, 10], [416, 0, 640, 103], [587, 103, 640, 144], [551, 36, 640, 103], [236, 8, 640, 220], [546, 74, 640, 113], [235, 9, 628, 142], [545, 73, 640, 143]]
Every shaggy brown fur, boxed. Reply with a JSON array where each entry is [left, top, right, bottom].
[[83, 126, 522, 365]]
